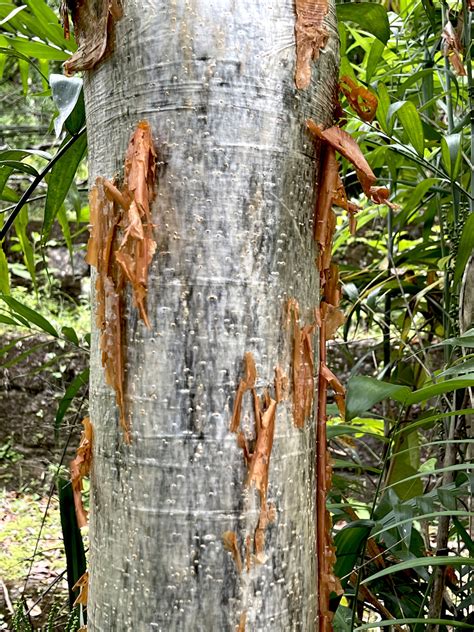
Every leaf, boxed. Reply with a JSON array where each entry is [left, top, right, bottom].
[[50, 74, 84, 137], [18, 57, 28, 95], [396, 101, 425, 157], [0, 160, 39, 177], [55, 368, 89, 430], [0, 246, 10, 295], [43, 132, 87, 242], [355, 619, 474, 630], [336, 3, 390, 44], [444, 327, 474, 348], [346, 376, 411, 420], [25, 0, 73, 50], [406, 377, 474, 405], [0, 5, 26, 27], [14, 207, 36, 291], [333, 520, 375, 591], [366, 38, 385, 82], [58, 477, 87, 610], [0, 294, 57, 336], [441, 133, 462, 178], [361, 556, 474, 585], [61, 326, 79, 346], [454, 214, 474, 288], [10, 37, 70, 60]]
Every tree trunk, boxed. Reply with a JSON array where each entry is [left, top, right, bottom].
[[84, 1, 338, 629]]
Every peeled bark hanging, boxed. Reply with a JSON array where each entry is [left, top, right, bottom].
[[82, 1, 338, 629]]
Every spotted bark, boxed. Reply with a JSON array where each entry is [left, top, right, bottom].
[[83, 1, 338, 629]]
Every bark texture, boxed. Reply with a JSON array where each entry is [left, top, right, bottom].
[[84, 1, 338, 630]]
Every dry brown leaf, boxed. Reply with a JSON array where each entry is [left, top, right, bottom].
[[222, 531, 243, 574], [64, 0, 123, 74], [73, 571, 89, 607], [70, 418, 93, 528], [295, 0, 329, 89], [442, 21, 467, 76], [340, 75, 378, 122]]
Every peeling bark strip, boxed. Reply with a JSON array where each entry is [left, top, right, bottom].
[[70, 417, 93, 528], [287, 300, 315, 428], [64, 0, 123, 74], [295, 0, 329, 89], [73, 570, 89, 607], [229, 354, 278, 563], [222, 531, 243, 574], [86, 121, 157, 441], [308, 120, 396, 209]]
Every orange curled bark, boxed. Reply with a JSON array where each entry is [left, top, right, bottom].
[[230, 355, 278, 568], [340, 76, 378, 123], [70, 417, 93, 528], [64, 0, 123, 74], [73, 570, 89, 607], [295, 0, 329, 89], [308, 120, 392, 207], [288, 300, 315, 428], [86, 121, 157, 441]]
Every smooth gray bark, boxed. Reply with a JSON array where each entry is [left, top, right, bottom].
[[85, 1, 338, 630]]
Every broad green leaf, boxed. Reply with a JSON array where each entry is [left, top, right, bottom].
[[366, 39, 385, 82], [406, 377, 474, 405], [336, 3, 390, 44], [0, 160, 38, 177], [441, 133, 462, 178], [333, 520, 375, 590], [361, 556, 474, 585], [55, 367, 89, 429], [386, 430, 423, 500], [454, 214, 474, 288], [58, 477, 87, 609], [444, 328, 474, 348], [25, 0, 73, 50], [50, 74, 84, 137], [43, 132, 87, 242], [0, 246, 9, 295], [18, 56, 28, 95], [14, 207, 36, 291], [355, 619, 474, 630], [346, 376, 410, 420], [396, 101, 424, 157], [0, 5, 26, 26], [61, 326, 79, 346], [0, 294, 57, 336], [10, 37, 70, 61]]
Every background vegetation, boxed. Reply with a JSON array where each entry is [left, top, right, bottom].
[[0, 0, 472, 630]]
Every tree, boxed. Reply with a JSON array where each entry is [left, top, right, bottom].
[[73, 1, 339, 629]]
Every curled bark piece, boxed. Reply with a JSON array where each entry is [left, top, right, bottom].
[[274, 366, 289, 403], [222, 531, 243, 574], [64, 0, 123, 74], [320, 363, 345, 416], [314, 145, 339, 247], [230, 359, 278, 570], [70, 417, 93, 528], [238, 612, 247, 632], [321, 302, 345, 341], [230, 352, 257, 433], [86, 121, 157, 441], [73, 571, 89, 607], [340, 76, 378, 123], [295, 0, 329, 89], [288, 300, 315, 428], [442, 21, 467, 76]]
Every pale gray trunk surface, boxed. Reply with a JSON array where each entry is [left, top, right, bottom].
[[85, 1, 338, 630]]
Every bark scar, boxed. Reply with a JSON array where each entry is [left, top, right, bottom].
[[86, 121, 157, 442]]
